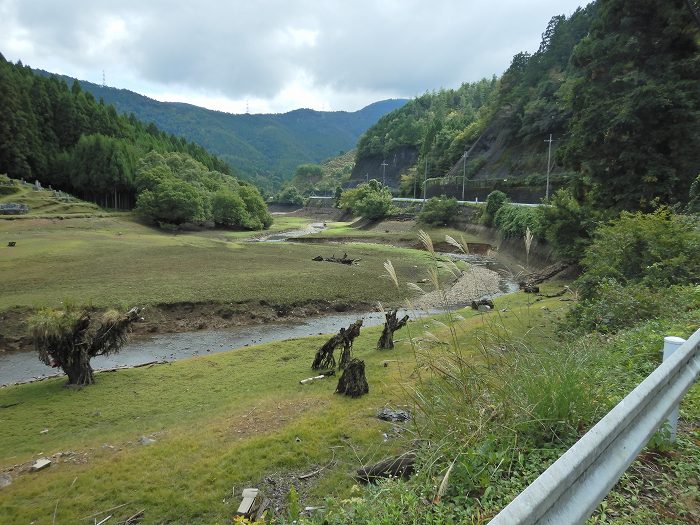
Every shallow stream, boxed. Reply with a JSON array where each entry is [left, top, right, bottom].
[[0, 224, 518, 386]]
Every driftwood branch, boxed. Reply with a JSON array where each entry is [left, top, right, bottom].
[[298, 449, 337, 480], [519, 261, 569, 289], [312, 252, 361, 265]]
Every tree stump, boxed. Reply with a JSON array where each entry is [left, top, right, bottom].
[[312, 319, 363, 370], [335, 359, 369, 397], [377, 310, 409, 349]]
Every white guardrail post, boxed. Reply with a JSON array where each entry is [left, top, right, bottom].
[[488, 328, 700, 525], [663, 335, 686, 443]]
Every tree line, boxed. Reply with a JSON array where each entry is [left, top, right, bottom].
[[0, 54, 233, 210], [355, 0, 700, 214]]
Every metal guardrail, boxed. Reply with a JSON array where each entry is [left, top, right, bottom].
[[306, 196, 542, 207], [488, 328, 700, 525]]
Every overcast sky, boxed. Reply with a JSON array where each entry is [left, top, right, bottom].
[[0, 0, 588, 114]]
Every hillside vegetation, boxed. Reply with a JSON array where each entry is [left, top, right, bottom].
[[355, 0, 700, 212], [33, 69, 408, 191], [0, 54, 232, 209], [1, 55, 272, 230]]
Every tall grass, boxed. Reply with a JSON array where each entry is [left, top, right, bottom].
[[381, 230, 619, 513]]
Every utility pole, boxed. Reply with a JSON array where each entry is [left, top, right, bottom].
[[423, 157, 428, 203], [544, 133, 554, 200], [381, 160, 388, 186], [413, 171, 417, 199], [461, 150, 468, 201]]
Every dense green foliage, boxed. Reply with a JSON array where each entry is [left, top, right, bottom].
[[353, 0, 699, 239], [483, 190, 508, 225], [417, 196, 459, 226], [493, 204, 543, 239], [567, 208, 700, 333], [0, 55, 231, 208], [561, 0, 700, 210], [287, 150, 355, 196], [575, 209, 700, 298], [33, 69, 406, 190], [539, 188, 598, 260], [274, 185, 305, 206], [356, 78, 498, 175], [339, 179, 393, 220], [134, 151, 271, 229]]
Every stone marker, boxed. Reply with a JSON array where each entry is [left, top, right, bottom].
[[0, 474, 11, 488], [31, 458, 51, 471], [236, 488, 259, 517]]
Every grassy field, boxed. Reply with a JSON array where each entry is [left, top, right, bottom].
[[0, 288, 569, 524], [0, 215, 443, 312], [0, 181, 101, 218], [303, 219, 485, 249]]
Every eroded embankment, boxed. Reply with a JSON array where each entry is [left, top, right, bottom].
[[0, 299, 374, 354]]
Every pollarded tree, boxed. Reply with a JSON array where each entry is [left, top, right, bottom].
[[30, 306, 141, 386]]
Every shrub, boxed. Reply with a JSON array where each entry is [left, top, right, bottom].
[[238, 185, 273, 230], [0, 174, 19, 195], [565, 282, 700, 335], [211, 190, 248, 227], [493, 204, 543, 239], [483, 190, 507, 225], [135, 178, 207, 225], [275, 185, 304, 206], [576, 208, 700, 298], [418, 196, 459, 226], [540, 188, 597, 260], [339, 179, 392, 220]]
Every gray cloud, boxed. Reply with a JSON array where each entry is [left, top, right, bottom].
[[0, 0, 588, 111]]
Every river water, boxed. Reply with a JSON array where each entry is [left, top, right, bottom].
[[0, 225, 517, 386]]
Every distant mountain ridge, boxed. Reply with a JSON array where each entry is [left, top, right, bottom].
[[33, 69, 407, 189]]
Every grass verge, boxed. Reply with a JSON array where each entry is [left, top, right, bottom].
[[0, 288, 565, 524]]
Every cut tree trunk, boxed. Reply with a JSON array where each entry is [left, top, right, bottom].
[[335, 358, 368, 398], [312, 320, 363, 370], [377, 310, 409, 349], [62, 358, 95, 386]]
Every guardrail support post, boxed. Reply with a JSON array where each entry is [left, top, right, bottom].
[[662, 335, 686, 443]]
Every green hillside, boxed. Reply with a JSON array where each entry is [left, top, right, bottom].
[[32, 70, 407, 191], [354, 0, 700, 211], [0, 56, 271, 231]]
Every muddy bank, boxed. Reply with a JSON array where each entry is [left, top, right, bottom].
[[0, 299, 504, 387], [0, 299, 374, 355]]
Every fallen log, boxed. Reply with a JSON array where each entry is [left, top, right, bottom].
[[519, 261, 569, 288], [356, 452, 417, 482], [312, 252, 361, 265]]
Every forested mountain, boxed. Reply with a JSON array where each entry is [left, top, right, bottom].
[[0, 55, 271, 229], [32, 69, 407, 191], [355, 0, 700, 211]]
